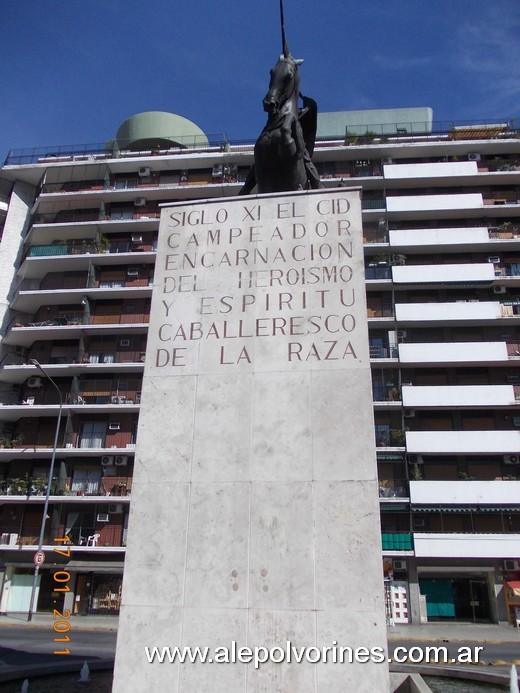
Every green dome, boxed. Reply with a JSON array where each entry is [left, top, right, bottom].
[[115, 111, 208, 150]]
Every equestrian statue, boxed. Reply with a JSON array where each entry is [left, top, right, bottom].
[[239, 0, 322, 194]]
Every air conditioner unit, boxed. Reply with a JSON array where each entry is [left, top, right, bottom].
[[403, 410, 415, 418], [504, 455, 520, 465], [126, 268, 139, 276], [396, 330, 407, 341], [131, 235, 143, 243], [393, 560, 407, 571], [487, 256, 501, 263], [108, 503, 123, 514], [119, 339, 130, 347], [27, 377, 42, 388], [138, 167, 151, 177], [114, 455, 128, 466], [108, 422, 121, 430], [504, 560, 520, 571], [413, 518, 425, 527], [134, 197, 147, 207], [507, 372, 520, 383], [468, 152, 481, 161], [382, 157, 393, 165], [212, 164, 223, 177], [101, 456, 114, 466], [96, 513, 110, 523], [514, 417, 520, 427], [494, 286, 507, 294], [407, 454, 424, 465]]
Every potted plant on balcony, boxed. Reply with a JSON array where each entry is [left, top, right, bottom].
[[8, 473, 30, 495]]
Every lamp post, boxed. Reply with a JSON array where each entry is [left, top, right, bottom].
[[27, 359, 63, 621]]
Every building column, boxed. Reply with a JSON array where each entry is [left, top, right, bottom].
[[407, 561, 422, 625]]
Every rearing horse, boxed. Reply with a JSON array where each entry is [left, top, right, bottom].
[[239, 5, 321, 194]]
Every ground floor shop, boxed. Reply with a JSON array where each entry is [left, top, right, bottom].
[[0, 557, 124, 615], [383, 558, 519, 625]]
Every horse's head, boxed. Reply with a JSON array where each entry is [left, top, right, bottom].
[[263, 54, 303, 115]]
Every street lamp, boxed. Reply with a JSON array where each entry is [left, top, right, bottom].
[[27, 359, 63, 621]]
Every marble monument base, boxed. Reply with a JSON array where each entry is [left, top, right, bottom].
[[113, 189, 390, 692]]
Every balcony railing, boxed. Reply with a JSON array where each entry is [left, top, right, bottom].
[[61, 524, 126, 548], [363, 229, 389, 244], [489, 225, 520, 240], [369, 344, 398, 358], [483, 193, 520, 206], [501, 302, 520, 316], [367, 304, 394, 318], [14, 312, 150, 328], [365, 266, 392, 280], [376, 429, 406, 447], [372, 386, 401, 402], [362, 198, 386, 210], [381, 533, 414, 551], [74, 379, 142, 404], [26, 240, 156, 258], [32, 210, 160, 226], [379, 480, 409, 498], [494, 264, 520, 277], [62, 475, 132, 497]]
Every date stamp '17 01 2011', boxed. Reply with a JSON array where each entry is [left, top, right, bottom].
[[52, 535, 72, 655]]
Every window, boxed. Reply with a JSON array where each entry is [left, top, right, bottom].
[[79, 422, 107, 449]]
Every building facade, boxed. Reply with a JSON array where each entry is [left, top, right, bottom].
[[0, 109, 519, 625]]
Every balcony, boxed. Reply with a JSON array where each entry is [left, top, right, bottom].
[[489, 223, 520, 240], [376, 428, 406, 448], [384, 161, 478, 180], [398, 341, 509, 365], [6, 307, 150, 346], [386, 192, 484, 215], [34, 209, 160, 225], [379, 479, 409, 499], [369, 342, 398, 359], [361, 198, 386, 211], [402, 384, 517, 408], [414, 533, 520, 558], [410, 480, 520, 505], [389, 226, 490, 249], [381, 533, 414, 552], [26, 238, 156, 259], [74, 378, 142, 405], [406, 429, 520, 455], [395, 301, 509, 325], [392, 262, 495, 285], [493, 263, 520, 285], [367, 303, 394, 320], [0, 478, 132, 499]]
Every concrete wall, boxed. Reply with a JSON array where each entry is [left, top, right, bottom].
[[113, 189, 390, 692]]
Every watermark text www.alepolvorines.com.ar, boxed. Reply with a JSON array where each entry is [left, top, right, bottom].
[[145, 642, 484, 669]]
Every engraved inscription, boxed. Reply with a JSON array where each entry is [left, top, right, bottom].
[[153, 193, 363, 369]]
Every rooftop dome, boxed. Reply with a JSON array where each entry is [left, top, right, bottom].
[[115, 111, 209, 150]]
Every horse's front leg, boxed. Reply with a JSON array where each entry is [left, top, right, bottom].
[[278, 112, 298, 158]]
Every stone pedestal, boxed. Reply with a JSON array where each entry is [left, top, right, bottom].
[[113, 189, 390, 692]]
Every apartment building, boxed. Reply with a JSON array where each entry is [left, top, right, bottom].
[[0, 109, 519, 625]]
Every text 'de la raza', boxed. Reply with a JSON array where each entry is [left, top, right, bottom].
[[154, 193, 366, 370]]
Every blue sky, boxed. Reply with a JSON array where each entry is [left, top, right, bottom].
[[2, 0, 520, 162]]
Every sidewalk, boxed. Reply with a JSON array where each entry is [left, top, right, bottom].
[[389, 621, 520, 643], [0, 612, 119, 630], [1, 612, 519, 642]]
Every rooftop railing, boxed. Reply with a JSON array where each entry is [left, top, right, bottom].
[[4, 119, 519, 167]]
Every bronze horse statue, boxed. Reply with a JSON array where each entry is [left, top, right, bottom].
[[239, 2, 322, 194]]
